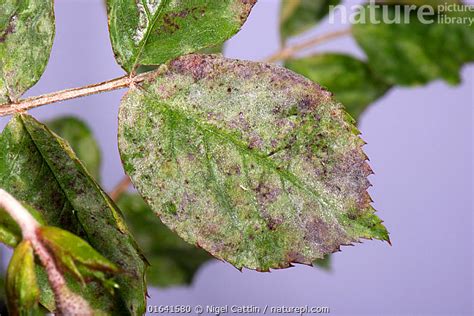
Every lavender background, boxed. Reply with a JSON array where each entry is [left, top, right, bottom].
[[1, 0, 472, 315]]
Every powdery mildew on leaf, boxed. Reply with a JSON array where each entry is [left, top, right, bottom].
[[0, 115, 147, 315], [107, 0, 256, 72], [0, 0, 55, 103], [118, 54, 389, 271]]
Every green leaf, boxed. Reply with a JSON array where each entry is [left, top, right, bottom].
[[117, 193, 212, 287], [285, 54, 391, 119], [0, 208, 20, 247], [118, 54, 389, 271], [39, 226, 119, 290], [313, 254, 331, 271], [0, 114, 147, 315], [135, 42, 225, 75], [0, 0, 55, 103], [198, 43, 225, 55], [280, 0, 340, 42], [353, 5, 474, 86], [0, 202, 45, 248], [6, 240, 41, 315], [106, 0, 256, 72], [47, 116, 102, 181], [34, 267, 55, 313]]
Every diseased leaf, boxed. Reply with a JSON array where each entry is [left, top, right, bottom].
[[118, 54, 389, 271], [47, 117, 102, 181], [135, 42, 225, 75], [0, 114, 147, 315], [117, 193, 212, 287], [6, 240, 41, 315], [353, 5, 474, 85], [34, 267, 54, 312], [106, 0, 255, 72], [0, 0, 55, 103], [285, 54, 391, 119], [280, 0, 340, 42]]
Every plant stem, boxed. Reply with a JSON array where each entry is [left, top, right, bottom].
[[0, 70, 159, 117], [32, 240, 93, 315], [108, 29, 352, 197], [0, 188, 92, 314], [3, 28, 353, 196], [264, 28, 352, 62], [0, 29, 350, 117], [110, 176, 131, 201]]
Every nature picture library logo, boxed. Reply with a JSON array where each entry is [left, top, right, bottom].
[[329, 0, 474, 26]]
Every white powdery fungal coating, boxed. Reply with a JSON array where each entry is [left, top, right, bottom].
[[118, 54, 389, 271]]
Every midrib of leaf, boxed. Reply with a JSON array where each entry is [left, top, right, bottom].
[[162, 107, 242, 229], [140, 0, 152, 18], [161, 106, 281, 259], [19, 117, 91, 241], [132, 0, 171, 71], [145, 95, 332, 210], [201, 133, 240, 224], [19, 116, 142, 312], [156, 102, 339, 264]]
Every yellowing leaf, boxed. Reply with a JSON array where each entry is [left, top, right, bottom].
[[0, 208, 20, 247], [6, 241, 41, 315], [39, 226, 119, 290]]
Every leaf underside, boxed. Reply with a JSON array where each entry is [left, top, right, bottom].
[[118, 54, 389, 271], [0, 0, 55, 103], [0, 114, 147, 315], [106, 0, 255, 72]]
